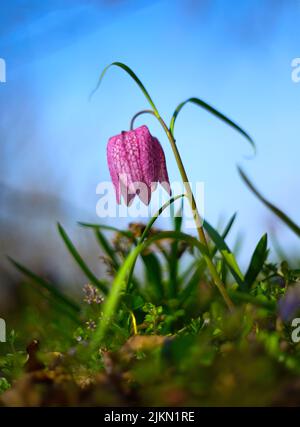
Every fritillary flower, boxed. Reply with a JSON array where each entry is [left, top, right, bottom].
[[107, 125, 171, 205]]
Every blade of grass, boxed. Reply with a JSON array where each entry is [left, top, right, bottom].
[[170, 97, 255, 154], [169, 199, 184, 297], [57, 223, 108, 294], [89, 62, 159, 117], [142, 252, 164, 301], [209, 213, 238, 259], [179, 213, 237, 286], [126, 194, 186, 293], [228, 289, 276, 311], [178, 213, 238, 303], [203, 219, 244, 286], [139, 194, 186, 242], [239, 167, 300, 238], [179, 263, 205, 305], [244, 233, 268, 290]]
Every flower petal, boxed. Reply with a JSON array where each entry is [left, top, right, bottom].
[[106, 125, 171, 206], [153, 137, 171, 195], [107, 137, 121, 203]]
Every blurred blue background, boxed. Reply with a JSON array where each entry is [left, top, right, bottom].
[[1, 0, 300, 302]]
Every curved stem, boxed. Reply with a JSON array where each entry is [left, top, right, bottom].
[[158, 117, 234, 311], [130, 310, 138, 335], [129, 110, 234, 311], [130, 109, 156, 130]]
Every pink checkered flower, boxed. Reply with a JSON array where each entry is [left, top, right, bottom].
[[107, 125, 171, 205]]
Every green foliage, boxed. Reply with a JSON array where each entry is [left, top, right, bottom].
[[244, 233, 268, 290], [5, 196, 300, 405], [142, 303, 164, 334], [0, 331, 27, 382], [239, 167, 300, 238], [7, 256, 80, 315], [4, 62, 300, 406], [203, 219, 244, 286], [170, 97, 255, 154], [90, 61, 160, 117], [57, 223, 108, 294], [0, 378, 10, 393]]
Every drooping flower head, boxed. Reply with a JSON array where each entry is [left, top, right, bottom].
[[107, 125, 171, 205]]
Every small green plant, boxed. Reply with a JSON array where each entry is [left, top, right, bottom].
[[3, 63, 300, 406], [0, 378, 10, 393], [142, 303, 164, 334], [0, 330, 27, 382]]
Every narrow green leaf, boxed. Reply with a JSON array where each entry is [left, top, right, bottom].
[[239, 167, 300, 238], [57, 223, 108, 294], [142, 252, 164, 300], [203, 219, 244, 286], [244, 234, 268, 290], [8, 256, 80, 313], [228, 289, 276, 311], [221, 213, 237, 242], [82, 197, 186, 300], [169, 198, 184, 297], [170, 97, 255, 154], [91, 230, 208, 346], [126, 194, 186, 292], [179, 264, 203, 305], [211, 213, 237, 258], [179, 213, 237, 299], [171, 196, 184, 232], [90, 62, 159, 116], [220, 256, 229, 284], [139, 194, 186, 243]]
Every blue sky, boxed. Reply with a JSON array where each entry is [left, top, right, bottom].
[[1, 0, 300, 266]]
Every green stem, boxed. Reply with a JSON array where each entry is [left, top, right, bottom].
[[131, 110, 234, 311], [130, 110, 154, 130]]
